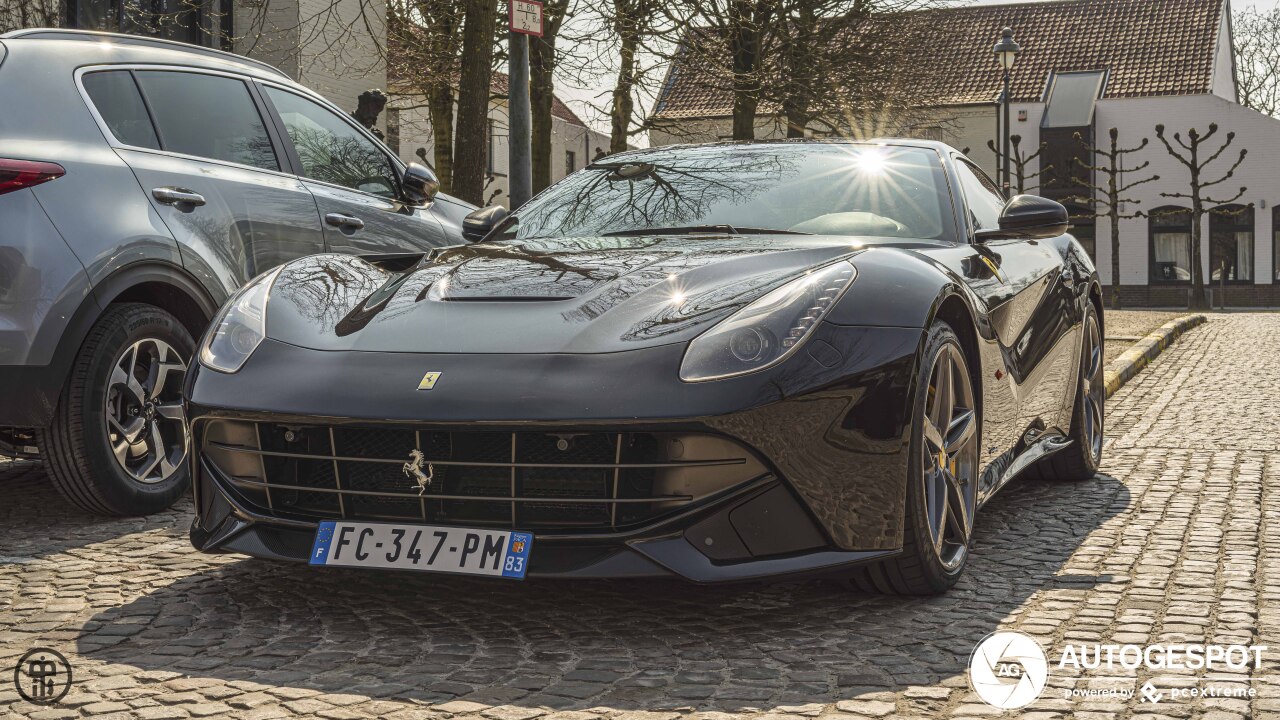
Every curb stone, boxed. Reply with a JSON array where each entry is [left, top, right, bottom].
[[1102, 313, 1207, 398]]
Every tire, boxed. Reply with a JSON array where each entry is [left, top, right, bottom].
[[39, 303, 195, 516], [1026, 302, 1104, 482], [844, 320, 980, 595]]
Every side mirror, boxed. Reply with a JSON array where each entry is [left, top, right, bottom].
[[401, 163, 439, 205], [975, 194, 1069, 241], [462, 205, 509, 243]]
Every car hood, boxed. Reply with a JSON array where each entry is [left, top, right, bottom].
[[265, 235, 869, 354]]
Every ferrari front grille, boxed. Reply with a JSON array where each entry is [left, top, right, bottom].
[[199, 420, 768, 532]]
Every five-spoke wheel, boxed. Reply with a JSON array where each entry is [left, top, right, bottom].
[[845, 320, 979, 595], [921, 342, 978, 572]]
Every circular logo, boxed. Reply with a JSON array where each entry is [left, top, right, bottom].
[[968, 631, 1048, 710], [13, 648, 72, 705]]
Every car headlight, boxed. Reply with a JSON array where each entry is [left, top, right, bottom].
[[199, 267, 282, 374], [679, 261, 857, 382]]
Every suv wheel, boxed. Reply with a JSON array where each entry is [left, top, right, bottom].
[[39, 303, 194, 516]]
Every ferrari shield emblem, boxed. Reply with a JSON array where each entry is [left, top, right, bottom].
[[417, 371, 442, 390]]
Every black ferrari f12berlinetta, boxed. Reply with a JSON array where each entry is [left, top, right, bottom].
[[185, 140, 1104, 594]]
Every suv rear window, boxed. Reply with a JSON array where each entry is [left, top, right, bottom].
[[134, 71, 278, 171], [82, 71, 161, 150]]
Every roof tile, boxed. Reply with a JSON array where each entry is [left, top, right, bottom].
[[653, 0, 1225, 120]]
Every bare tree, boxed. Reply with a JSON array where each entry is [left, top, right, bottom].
[[530, 0, 573, 193], [770, 0, 943, 140], [1069, 128, 1159, 309], [0, 0, 58, 32], [387, 0, 465, 193], [594, 0, 676, 152], [666, 0, 779, 140], [1154, 123, 1247, 310], [453, 0, 500, 205], [1234, 6, 1280, 117], [985, 135, 1050, 194]]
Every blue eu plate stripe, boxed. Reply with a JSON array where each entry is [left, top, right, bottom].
[[310, 521, 336, 565]]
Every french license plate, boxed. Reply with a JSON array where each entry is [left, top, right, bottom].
[[309, 521, 533, 579]]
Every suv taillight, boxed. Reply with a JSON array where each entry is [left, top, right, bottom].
[[0, 158, 65, 195]]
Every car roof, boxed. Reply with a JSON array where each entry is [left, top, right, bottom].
[[0, 28, 291, 83]]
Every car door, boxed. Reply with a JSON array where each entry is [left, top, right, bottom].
[[80, 67, 326, 298], [924, 157, 1077, 489], [257, 83, 454, 254]]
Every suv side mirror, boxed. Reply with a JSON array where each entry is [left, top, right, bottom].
[[975, 195, 1069, 241], [462, 205, 509, 243], [401, 163, 439, 205]]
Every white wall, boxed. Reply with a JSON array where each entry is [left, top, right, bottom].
[[646, 93, 1280, 292], [1005, 95, 1279, 288]]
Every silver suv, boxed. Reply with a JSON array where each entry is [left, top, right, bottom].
[[0, 29, 473, 515]]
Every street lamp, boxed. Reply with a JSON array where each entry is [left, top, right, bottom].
[[993, 27, 1020, 194]]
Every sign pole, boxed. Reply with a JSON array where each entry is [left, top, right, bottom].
[[507, 0, 542, 209]]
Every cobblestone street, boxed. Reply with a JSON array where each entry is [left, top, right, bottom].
[[2, 313, 1278, 719]]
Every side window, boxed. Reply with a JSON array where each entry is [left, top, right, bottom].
[[134, 71, 278, 171], [82, 71, 160, 150], [262, 86, 397, 198], [954, 160, 1006, 232]]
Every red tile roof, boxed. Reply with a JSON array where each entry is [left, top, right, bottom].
[[652, 0, 1227, 120]]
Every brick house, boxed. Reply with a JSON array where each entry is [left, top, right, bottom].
[[651, 0, 1280, 307]]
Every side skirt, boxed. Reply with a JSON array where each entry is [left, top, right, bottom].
[[977, 433, 1073, 508]]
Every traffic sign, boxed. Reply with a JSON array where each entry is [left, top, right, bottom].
[[510, 0, 543, 37]]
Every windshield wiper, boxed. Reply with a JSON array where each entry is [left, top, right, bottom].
[[603, 224, 811, 237]]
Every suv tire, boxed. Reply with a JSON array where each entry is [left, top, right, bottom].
[[40, 303, 195, 516]]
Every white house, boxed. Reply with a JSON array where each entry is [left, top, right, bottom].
[[650, 0, 1279, 307], [387, 71, 612, 208]]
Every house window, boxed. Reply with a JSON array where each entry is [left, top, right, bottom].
[[1209, 204, 1253, 282], [66, 0, 231, 48], [565, 150, 576, 175], [1149, 207, 1193, 283]]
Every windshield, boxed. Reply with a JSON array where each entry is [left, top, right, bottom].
[[500, 143, 957, 243]]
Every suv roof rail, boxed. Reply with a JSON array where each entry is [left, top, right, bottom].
[[0, 28, 290, 79]]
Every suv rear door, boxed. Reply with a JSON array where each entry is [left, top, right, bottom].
[[257, 83, 455, 254], [79, 67, 326, 296]]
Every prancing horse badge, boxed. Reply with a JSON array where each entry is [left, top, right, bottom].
[[417, 371, 442, 390]]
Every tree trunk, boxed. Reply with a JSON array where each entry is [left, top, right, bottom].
[[780, 7, 816, 139], [453, 0, 498, 206], [1190, 194, 1209, 310], [1107, 157, 1121, 309], [529, 37, 555, 194], [729, 5, 761, 141], [610, 5, 638, 154], [1109, 207, 1122, 310], [529, 0, 567, 194], [427, 84, 455, 194]]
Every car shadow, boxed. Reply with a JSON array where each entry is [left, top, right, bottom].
[[68, 471, 1130, 713], [0, 459, 191, 562]]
